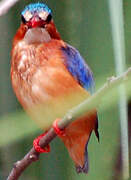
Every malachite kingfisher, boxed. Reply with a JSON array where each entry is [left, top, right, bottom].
[[11, 2, 99, 173]]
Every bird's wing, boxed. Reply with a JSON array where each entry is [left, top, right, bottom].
[[61, 43, 99, 142], [61, 44, 94, 93]]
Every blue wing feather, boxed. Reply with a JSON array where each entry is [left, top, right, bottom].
[[61, 44, 94, 93]]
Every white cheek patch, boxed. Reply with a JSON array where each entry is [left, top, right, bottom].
[[24, 28, 51, 44]]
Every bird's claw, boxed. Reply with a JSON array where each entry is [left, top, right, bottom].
[[53, 118, 65, 136], [33, 132, 50, 153]]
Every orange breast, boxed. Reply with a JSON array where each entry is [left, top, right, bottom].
[[11, 39, 90, 128]]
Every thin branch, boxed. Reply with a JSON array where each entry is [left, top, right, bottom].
[[0, 0, 19, 16], [7, 67, 131, 180]]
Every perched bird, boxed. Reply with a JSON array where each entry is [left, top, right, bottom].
[[11, 2, 99, 173]]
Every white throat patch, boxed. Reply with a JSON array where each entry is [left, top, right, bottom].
[[24, 28, 51, 44]]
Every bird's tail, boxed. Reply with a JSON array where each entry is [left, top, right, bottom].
[[59, 110, 99, 173]]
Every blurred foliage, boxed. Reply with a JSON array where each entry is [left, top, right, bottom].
[[0, 111, 39, 147], [0, 0, 131, 180]]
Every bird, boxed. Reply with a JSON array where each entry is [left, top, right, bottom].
[[11, 2, 99, 174]]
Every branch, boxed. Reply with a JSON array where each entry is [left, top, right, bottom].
[[0, 0, 19, 16], [7, 67, 131, 180]]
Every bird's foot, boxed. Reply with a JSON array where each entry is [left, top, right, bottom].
[[53, 118, 65, 137], [33, 132, 50, 153]]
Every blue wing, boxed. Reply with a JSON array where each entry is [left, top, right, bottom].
[[61, 44, 99, 142], [61, 44, 94, 93]]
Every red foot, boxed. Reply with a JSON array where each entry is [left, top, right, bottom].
[[33, 132, 50, 153], [53, 118, 65, 137]]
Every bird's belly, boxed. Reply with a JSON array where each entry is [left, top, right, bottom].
[[12, 65, 89, 129], [11, 41, 90, 129]]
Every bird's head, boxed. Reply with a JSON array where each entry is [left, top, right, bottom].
[[14, 3, 60, 44], [21, 3, 52, 29]]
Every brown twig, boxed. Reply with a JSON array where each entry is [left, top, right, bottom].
[[7, 67, 131, 180], [7, 128, 56, 180], [0, 0, 20, 16]]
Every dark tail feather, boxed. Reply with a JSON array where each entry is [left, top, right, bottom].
[[76, 158, 88, 174], [95, 116, 100, 142], [75, 137, 90, 174]]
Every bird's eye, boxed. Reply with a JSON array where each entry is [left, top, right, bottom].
[[21, 15, 26, 24], [46, 14, 52, 23]]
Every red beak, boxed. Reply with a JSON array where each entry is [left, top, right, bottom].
[[27, 16, 46, 28]]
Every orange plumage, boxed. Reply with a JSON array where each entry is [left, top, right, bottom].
[[11, 3, 99, 173]]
